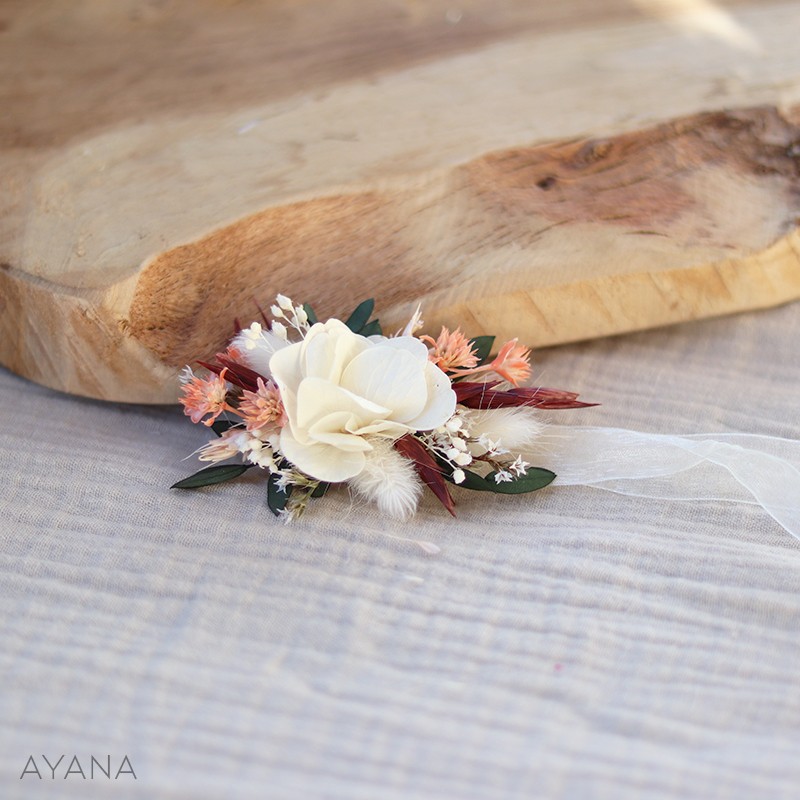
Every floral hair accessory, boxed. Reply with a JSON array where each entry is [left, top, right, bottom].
[[173, 295, 594, 522]]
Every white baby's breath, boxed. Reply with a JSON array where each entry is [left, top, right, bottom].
[[276, 293, 294, 311], [294, 305, 308, 326]]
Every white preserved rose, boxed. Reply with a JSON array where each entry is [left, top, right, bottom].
[[269, 319, 456, 482]]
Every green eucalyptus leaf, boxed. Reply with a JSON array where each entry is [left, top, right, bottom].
[[449, 468, 495, 492], [469, 335, 495, 366], [484, 468, 556, 494], [311, 482, 330, 499], [171, 463, 251, 489], [303, 303, 318, 325], [345, 299, 375, 333], [359, 319, 382, 337], [267, 473, 292, 516], [448, 466, 556, 494]]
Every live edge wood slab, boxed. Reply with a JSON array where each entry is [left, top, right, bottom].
[[2, 1, 800, 403]]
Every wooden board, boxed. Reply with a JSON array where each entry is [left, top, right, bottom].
[[2, 0, 800, 403]]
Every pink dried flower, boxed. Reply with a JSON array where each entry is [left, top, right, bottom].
[[180, 368, 233, 426], [421, 327, 479, 372], [238, 377, 287, 432]]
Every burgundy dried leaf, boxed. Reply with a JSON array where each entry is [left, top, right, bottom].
[[504, 386, 598, 409], [198, 356, 265, 393], [453, 381, 502, 404], [454, 381, 597, 410], [197, 360, 222, 375], [217, 356, 265, 393], [395, 435, 456, 517]]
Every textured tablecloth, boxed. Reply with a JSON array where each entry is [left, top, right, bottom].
[[1, 302, 799, 799]]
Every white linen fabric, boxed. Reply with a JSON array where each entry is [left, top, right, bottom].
[[1, 303, 799, 799]]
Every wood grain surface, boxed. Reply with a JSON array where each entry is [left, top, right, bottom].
[[2, 0, 800, 402]]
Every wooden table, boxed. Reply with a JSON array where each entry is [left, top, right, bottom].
[[2, 0, 799, 402]]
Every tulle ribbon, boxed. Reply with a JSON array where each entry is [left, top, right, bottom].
[[537, 427, 800, 540]]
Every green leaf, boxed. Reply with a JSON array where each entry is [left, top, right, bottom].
[[345, 299, 375, 333], [210, 419, 236, 437], [303, 302, 318, 325], [448, 467, 556, 494], [449, 468, 496, 492], [267, 473, 292, 516], [359, 319, 382, 337], [469, 335, 495, 366], [171, 463, 251, 489], [485, 468, 556, 494], [311, 482, 330, 499]]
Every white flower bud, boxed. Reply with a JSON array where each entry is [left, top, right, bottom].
[[452, 468, 466, 484], [276, 294, 294, 311], [243, 322, 262, 350]]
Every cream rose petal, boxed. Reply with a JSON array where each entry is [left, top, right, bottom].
[[339, 347, 428, 424], [269, 339, 305, 406], [294, 378, 391, 433], [381, 335, 430, 362], [405, 362, 457, 430], [370, 334, 456, 428], [279, 425, 367, 482], [302, 319, 371, 382], [307, 411, 376, 451]]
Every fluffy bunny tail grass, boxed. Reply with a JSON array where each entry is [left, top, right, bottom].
[[466, 407, 545, 454], [349, 438, 423, 520]]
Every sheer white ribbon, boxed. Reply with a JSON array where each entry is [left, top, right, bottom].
[[536, 427, 800, 540]]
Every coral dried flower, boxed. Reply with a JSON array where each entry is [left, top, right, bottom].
[[422, 326, 479, 372], [488, 338, 532, 386], [238, 377, 287, 432], [445, 336, 533, 387], [180, 368, 233, 426]]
